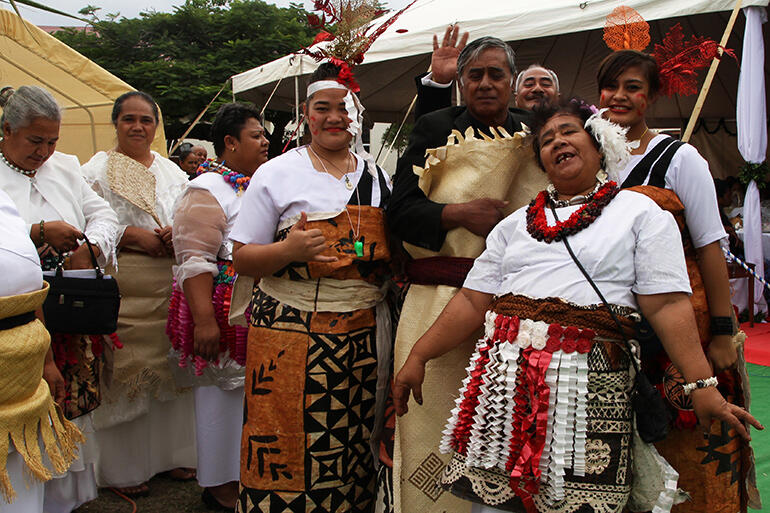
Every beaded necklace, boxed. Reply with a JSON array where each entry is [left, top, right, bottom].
[[0, 147, 37, 177], [526, 181, 619, 243], [197, 159, 250, 194], [546, 178, 605, 208]]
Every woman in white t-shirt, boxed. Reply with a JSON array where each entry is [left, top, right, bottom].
[[597, 50, 752, 513], [230, 62, 392, 512], [393, 99, 761, 513]]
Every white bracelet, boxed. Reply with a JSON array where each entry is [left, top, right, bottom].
[[683, 376, 718, 395]]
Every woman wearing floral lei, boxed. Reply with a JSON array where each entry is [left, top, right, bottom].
[[166, 102, 269, 510], [598, 10, 756, 510], [393, 98, 761, 513], [230, 59, 392, 512]]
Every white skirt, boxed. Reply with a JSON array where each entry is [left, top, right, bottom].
[[94, 392, 196, 488], [3, 449, 44, 513], [43, 414, 98, 513], [193, 385, 243, 487]]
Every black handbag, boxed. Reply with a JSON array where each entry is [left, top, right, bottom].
[[551, 205, 671, 443], [42, 236, 121, 335]]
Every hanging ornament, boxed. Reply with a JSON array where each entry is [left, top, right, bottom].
[[603, 6, 650, 51]]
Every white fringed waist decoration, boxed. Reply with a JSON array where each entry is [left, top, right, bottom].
[[440, 311, 601, 503]]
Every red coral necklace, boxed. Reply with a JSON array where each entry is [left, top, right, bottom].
[[526, 181, 619, 243]]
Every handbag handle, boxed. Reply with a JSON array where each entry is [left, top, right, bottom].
[[55, 234, 104, 279], [550, 204, 641, 375]]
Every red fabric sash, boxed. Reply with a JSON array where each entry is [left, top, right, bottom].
[[405, 256, 475, 288]]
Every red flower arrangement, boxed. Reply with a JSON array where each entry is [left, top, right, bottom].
[[526, 182, 619, 243]]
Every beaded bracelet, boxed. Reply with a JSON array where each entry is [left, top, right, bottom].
[[683, 376, 718, 395], [39, 219, 45, 245]]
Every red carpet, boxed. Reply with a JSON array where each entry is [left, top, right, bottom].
[[742, 321, 770, 367]]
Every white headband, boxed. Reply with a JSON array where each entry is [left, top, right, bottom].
[[305, 79, 377, 178], [306, 80, 348, 97]]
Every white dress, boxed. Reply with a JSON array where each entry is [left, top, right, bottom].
[[0, 151, 119, 513], [81, 150, 196, 488], [171, 171, 247, 487]]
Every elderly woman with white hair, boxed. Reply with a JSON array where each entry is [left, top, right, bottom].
[[0, 85, 119, 513]]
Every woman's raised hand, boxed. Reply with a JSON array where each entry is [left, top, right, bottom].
[[284, 212, 338, 263], [691, 386, 763, 441], [393, 354, 427, 416], [43, 220, 83, 252]]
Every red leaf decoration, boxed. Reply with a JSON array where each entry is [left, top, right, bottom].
[[312, 31, 335, 45], [653, 23, 736, 97], [307, 13, 322, 28], [603, 5, 650, 51]]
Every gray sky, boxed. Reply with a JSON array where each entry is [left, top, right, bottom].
[[3, 0, 412, 26]]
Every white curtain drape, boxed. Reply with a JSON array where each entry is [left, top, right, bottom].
[[737, 6, 768, 313]]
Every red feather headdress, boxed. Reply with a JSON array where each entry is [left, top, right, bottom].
[[301, 0, 417, 92]]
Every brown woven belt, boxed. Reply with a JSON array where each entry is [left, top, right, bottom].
[[491, 293, 637, 340]]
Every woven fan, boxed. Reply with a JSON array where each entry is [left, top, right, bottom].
[[106, 151, 162, 227]]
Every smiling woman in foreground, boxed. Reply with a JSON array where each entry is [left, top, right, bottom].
[[393, 98, 761, 513]]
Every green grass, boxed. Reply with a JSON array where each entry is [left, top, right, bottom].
[[749, 363, 770, 511]]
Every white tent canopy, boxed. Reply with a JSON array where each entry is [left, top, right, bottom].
[[233, 0, 769, 124]]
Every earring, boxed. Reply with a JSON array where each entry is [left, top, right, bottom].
[[231, 147, 236, 152]]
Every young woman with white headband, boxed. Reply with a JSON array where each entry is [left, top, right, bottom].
[[230, 62, 393, 512]]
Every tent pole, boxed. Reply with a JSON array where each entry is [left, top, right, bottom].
[[294, 75, 300, 129], [378, 94, 417, 165], [169, 79, 229, 155], [681, 0, 743, 142]]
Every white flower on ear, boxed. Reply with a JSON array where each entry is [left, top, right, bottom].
[[584, 108, 632, 182]]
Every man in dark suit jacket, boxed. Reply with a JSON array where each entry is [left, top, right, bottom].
[[390, 36, 532, 251]]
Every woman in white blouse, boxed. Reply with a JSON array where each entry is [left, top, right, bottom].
[[0, 85, 118, 513], [81, 91, 195, 497], [393, 99, 761, 513], [168, 102, 269, 509]]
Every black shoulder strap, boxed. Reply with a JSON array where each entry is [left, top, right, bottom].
[[376, 165, 391, 208], [647, 140, 685, 188], [348, 162, 391, 208], [350, 165, 373, 206], [621, 136, 676, 189]]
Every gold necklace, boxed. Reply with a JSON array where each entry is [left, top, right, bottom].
[[628, 126, 649, 150], [308, 146, 354, 190], [307, 147, 363, 256]]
